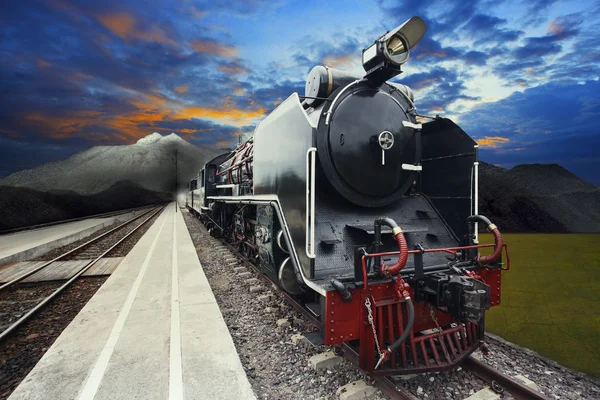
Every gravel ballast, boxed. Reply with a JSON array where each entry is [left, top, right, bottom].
[[183, 209, 600, 400]]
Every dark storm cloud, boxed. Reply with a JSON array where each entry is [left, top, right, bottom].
[[410, 37, 463, 63], [0, 0, 267, 161], [463, 14, 523, 46], [395, 67, 478, 113], [463, 50, 488, 66], [460, 80, 600, 184], [379, 0, 519, 45], [251, 80, 305, 107], [493, 12, 595, 84]]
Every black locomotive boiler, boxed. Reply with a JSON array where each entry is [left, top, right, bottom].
[[187, 16, 508, 374]]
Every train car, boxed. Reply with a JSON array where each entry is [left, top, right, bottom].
[[187, 153, 231, 217], [187, 16, 508, 375]]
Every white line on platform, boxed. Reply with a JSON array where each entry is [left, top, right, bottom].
[[77, 211, 167, 400], [169, 210, 184, 400]]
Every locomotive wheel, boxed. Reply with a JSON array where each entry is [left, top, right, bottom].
[[278, 257, 302, 295]]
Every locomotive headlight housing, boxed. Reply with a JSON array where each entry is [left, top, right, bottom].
[[362, 16, 427, 85]]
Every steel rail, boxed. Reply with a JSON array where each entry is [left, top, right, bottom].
[[0, 206, 158, 293], [0, 205, 165, 343], [0, 204, 162, 236], [463, 356, 551, 400]]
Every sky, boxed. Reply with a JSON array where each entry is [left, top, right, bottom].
[[1, 0, 599, 184]]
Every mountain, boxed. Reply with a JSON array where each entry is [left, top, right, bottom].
[[479, 162, 600, 233], [0, 181, 172, 231], [0, 133, 217, 195]]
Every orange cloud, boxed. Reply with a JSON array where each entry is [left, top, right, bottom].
[[103, 89, 264, 142], [414, 77, 438, 89], [99, 13, 134, 39], [513, 148, 525, 151], [175, 85, 189, 93], [476, 136, 510, 148], [215, 140, 231, 147], [218, 64, 249, 75], [98, 12, 176, 45], [432, 106, 443, 111], [191, 39, 237, 58], [24, 110, 104, 139], [417, 51, 446, 59], [21, 81, 264, 144], [37, 59, 51, 69], [234, 88, 245, 96], [548, 21, 564, 36], [175, 105, 265, 125]]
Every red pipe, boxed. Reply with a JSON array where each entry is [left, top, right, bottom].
[[366, 243, 496, 258], [380, 230, 409, 277], [361, 256, 369, 288], [476, 225, 503, 266]]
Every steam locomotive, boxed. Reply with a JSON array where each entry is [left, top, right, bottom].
[[186, 16, 508, 375]]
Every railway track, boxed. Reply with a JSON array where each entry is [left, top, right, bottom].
[[0, 205, 164, 342], [0, 204, 159, 236], [199, 220, 550, 400]]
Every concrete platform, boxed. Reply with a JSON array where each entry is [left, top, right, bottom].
[[9, 204, 256, 400], [0, 211, 139, 267]]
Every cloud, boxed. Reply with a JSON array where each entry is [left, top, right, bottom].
[[476, 136, 510, 148], [174, 85, 189, 93], [217, 60, 250, 75], [97, 12, 177, 45], [37, 59, 52, 69], [460, 80, 600, 184], [191, 39, 238, 58]]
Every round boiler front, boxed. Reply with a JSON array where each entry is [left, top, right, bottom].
[[317, 82, 419, 207]]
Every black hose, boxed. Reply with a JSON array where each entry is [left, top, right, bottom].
[[375, 217, 399, 230], [467, 214, 492, 227], [388, 297, 415, 353], [330, 279, 352, 302]]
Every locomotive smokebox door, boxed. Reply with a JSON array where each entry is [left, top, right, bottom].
[[317, 82, 422, 208]]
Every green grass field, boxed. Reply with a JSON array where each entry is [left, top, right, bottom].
[[479, 233, 600, 378]]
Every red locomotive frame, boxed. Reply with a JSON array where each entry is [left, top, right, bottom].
[[324, 243, 510, 374]]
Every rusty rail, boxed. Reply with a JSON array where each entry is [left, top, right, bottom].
[[463, 356, 551, 400]]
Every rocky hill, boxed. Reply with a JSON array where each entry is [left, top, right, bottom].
[[0, 132, 216, 195], [479, 162, 600, 233]]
